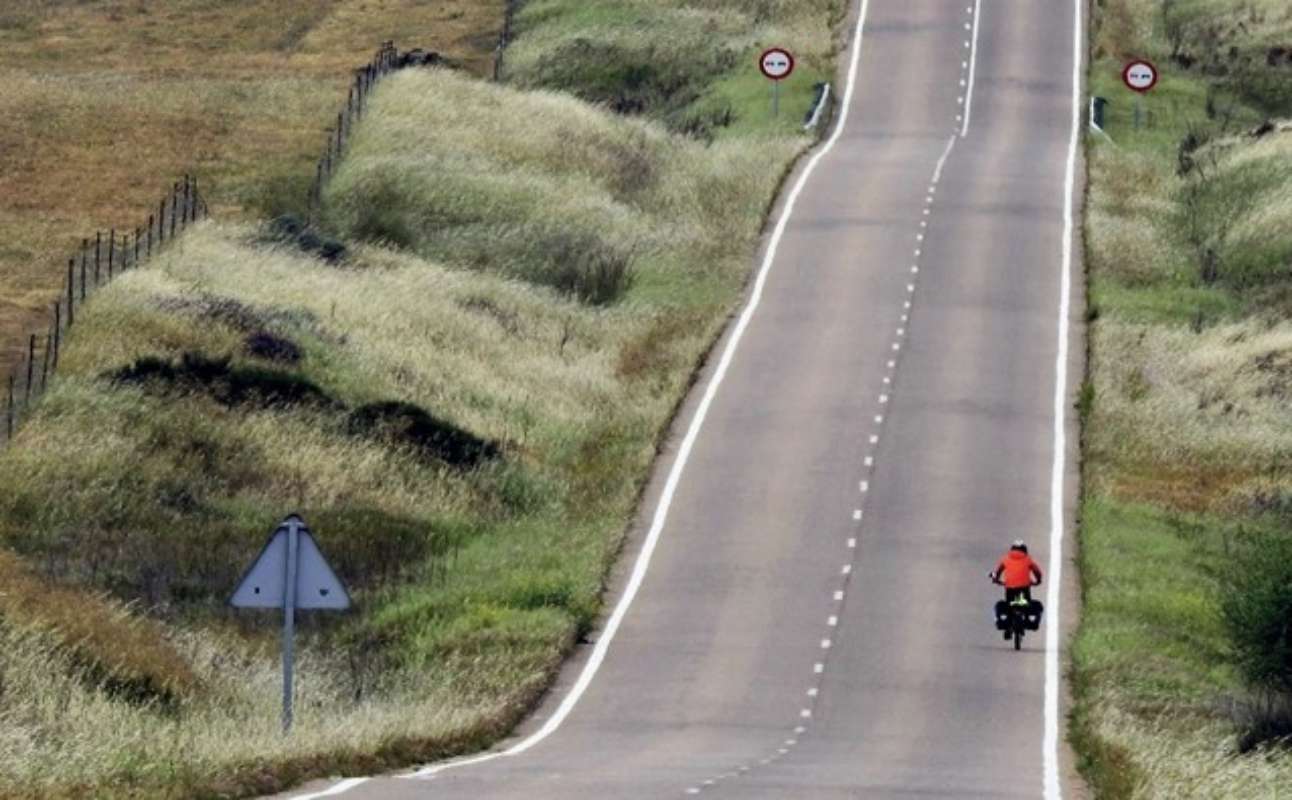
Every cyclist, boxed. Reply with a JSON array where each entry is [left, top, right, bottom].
[[990, 540, 1043, 637]]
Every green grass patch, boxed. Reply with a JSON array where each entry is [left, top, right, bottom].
[[1077, 0, 1292, 793], [0, 1, 845, 795]]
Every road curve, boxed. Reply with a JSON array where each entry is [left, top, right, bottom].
[[283, 0, 1085, 797]]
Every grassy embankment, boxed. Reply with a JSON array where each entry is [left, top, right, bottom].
[[0, 0, 504, 376], [0, 1, 841, 797], [1075, 1, 1292, 796]]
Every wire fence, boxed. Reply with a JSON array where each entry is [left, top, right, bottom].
[[1, 37, 485, 450], [2, 177, 210, 447], [306, 41, 401, 222]]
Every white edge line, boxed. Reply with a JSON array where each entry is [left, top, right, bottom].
[[960, 0, 983, 137], [803, 82, 832, 131], [396, 0, 877, 784], [931, 134, 956, 185], [287, 778, 371, 799], [1044, 0, 1082, 796]]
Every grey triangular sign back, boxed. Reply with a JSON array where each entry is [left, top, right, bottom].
[[229, 515, 351, 610]]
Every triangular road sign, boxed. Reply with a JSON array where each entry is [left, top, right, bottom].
[[229, 514, 351, 610]]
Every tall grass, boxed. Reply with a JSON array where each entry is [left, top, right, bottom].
[[1076, 0, 1292, 794], [0, 0, 843, 794]]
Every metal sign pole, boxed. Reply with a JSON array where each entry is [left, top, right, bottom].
[[773, 81, 780, 118], [282, 518, 300, 733]]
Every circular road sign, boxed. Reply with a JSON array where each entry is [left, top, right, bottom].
[[1122, 59, 1159, 93], [760, 47, 795, 81]]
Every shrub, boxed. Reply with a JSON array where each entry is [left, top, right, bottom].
[[110, 352, 335, 409], [1220, 529, 1292, 695], [345, 401, 501, 467]]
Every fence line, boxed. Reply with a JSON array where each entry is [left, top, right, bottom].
[[307, 41, 402, 222], [1, 177, 210, 448], [2, 39, 454, 449], [493, 0, 517, 82]]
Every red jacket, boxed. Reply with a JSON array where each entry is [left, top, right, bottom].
[[995, 551, 1042, 589]]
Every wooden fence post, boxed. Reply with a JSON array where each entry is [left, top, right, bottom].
[[159, 198, 167, 245], [24, 334, 34, 406], [80, 251, 87, 302], [147, 216, 154, 257], [52, 302, 60, 368], [66, 260, 74, 326], [134, 228, 141, 266], [170, 183, 179, 240], [41, 330, 51, 393], [108, 228, 116, 278], [94, 231, 101, 285]]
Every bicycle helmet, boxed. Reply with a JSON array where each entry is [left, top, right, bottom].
[[1010, 539, 1028, 554]]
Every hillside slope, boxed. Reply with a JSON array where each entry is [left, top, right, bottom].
[[1075, 1, 1292, 796]]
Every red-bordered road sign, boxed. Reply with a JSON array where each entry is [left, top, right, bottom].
[[759, 47, 795, 81], [1122, 59, 1159, 93]]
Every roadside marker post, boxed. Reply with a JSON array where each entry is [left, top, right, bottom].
[[1122, 59, 1158, 130], [760, 47, 795, 118], [230, 514, 351, 733]]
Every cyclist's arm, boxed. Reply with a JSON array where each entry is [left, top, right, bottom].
[[1029, 560, 1044, 585]]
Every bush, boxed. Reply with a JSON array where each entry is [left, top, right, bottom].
[[1221, 529, 1292, 695], [345, 401, 501, 468]]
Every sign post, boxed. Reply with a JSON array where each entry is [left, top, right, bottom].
[[1122, 59, 1158, 130], [230, 514, 351, 733], [759, 47, 795, 118]]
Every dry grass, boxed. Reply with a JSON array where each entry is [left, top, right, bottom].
[[1077, 0, 1292, 794], [0, 1, 839, 791], [0, 0, 505, 378]]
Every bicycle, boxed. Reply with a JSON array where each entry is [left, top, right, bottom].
[[989, 574, 1042, 651]]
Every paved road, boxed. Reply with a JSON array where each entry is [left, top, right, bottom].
[[289, 0, 1083, 797]]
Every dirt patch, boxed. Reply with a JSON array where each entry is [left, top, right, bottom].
[[346, 401, 500, 467]]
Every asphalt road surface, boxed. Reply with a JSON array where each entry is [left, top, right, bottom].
[[287, 0, 1084, 796]]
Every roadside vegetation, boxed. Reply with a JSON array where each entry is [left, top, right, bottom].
[[0, 0, 842, 796], [0, 0, 504, 381], [1075, 1, 1292, 796]]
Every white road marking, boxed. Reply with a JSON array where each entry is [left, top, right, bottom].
[[869, 434, 879, 443], [833, 591, 844, 601], [828, 616, 838, 626], [887, 360, 896, 368], [814, 662, 825, 673], [1045, 0, 1081, 797], [864, 456, 873, 466], [289, 779, 371, 799], [391, 0, 881, 785], [800, 709, 812, 718], [847, 537, 857, 548], [860, 480, 869, 491], [961, 0, 983, 137], [930, 135, 957, 186], [841, 564, 852, 575], [853, 509, 862, 520], [687, 788, 700, 795], [907, 284, 915, 292]]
